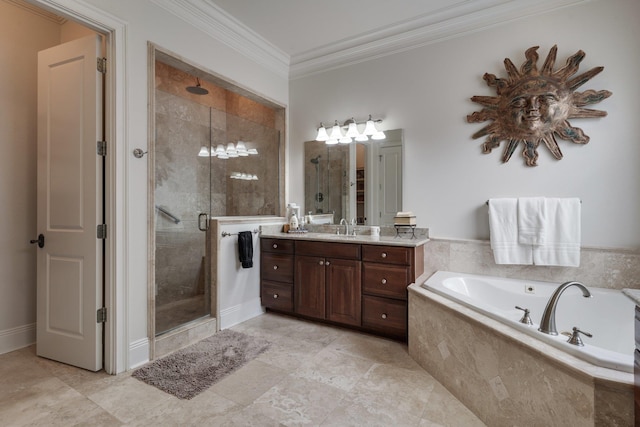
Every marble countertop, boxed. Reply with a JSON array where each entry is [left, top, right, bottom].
[[260, 231, 429, 247], [622, 289, 640, 306]]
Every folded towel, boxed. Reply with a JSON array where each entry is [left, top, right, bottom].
[[517, 197, 547, 245], [238, 231, 253, 269], [488, 198, 533, 265], [533, 198, 581, 267]]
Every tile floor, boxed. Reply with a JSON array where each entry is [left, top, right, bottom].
[[0, 313, 485, 426]]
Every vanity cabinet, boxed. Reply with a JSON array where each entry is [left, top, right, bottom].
[[260, 238, 294, 313], [295, 241, 361, 326], [361, 244, 423, 338], [260, 236, 423, 340]]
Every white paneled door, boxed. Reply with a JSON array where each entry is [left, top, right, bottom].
[[36, 35, 104, 371]]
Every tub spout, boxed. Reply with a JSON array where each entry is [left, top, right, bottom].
[[538, 281, 592, 336]]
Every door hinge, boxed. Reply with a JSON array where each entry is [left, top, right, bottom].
[[97, 57, 107, 74], [97, 224, 107, 239], [97, 140, 107, 156], [97, 307, 107, 323]]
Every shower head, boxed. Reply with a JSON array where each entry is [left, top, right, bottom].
[[310, 156, 321, 164], [186, 77, 209, 95]]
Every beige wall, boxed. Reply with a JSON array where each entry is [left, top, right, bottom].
[[0, 1, 61, 351]]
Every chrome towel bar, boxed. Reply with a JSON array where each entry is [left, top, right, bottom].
[[221, 229, 259, 237]]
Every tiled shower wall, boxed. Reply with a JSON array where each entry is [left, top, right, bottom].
[[154, 61, 283, 307], [423, 238, 640, 290]]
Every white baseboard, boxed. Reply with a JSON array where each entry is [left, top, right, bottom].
[[0, 323, 36, 355], [128, 337, 149, 370], [219, 298, 265, 330]]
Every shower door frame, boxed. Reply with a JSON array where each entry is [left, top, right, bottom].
[[147, 45, 218, 359]]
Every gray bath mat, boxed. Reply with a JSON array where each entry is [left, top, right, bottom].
[[132, 329, 270, 399]]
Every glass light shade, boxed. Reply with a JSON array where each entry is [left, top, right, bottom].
[[363, 116, 378, 136], [218, 152, 229, 159], [240, 173, 249, 180], [315, 125, 329, 141], [251, 174, 258, 180], [326, 138, 339, 145], [345, 120, 359, 138], [230, 172, 240, 179], [238, 151, 249, 157], [371, 130, 386, 140], [330, 121, 343, 139], [227, 151, 239, 158], [226, 142, 236, 153], [247, 148, 258, 155], [197, 146, 210, 157], [215, 144, 225, 154], [355, 134, 369, 142], [339, 136, 352, 144], [235, 141, 247, 153]]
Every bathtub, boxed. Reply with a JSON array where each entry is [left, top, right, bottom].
[[422, 271, 634, 373]]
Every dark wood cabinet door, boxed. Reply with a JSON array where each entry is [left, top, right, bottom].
[[294, 255, 326, 319], [326, 258, 362, 326]]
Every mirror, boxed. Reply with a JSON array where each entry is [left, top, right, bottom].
[[304, 129, 403, 226]]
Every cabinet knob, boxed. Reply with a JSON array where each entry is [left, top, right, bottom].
[[381, 278, 387, 285], [381, 313, 388, 319], [319, 260, 324, 265], [273, 294, 279, 299], [273, 265, 278, 270], [381, 252, 387, 258], [325, 261, 330, 266], [272, 243, 278, 249]]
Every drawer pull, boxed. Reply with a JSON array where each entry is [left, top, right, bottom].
[[325, 261, 331, 266], [381, 313, 388, 319], [381, 278, 387, 285], [381, 252, 387, 258], [319, 260, 324, 265], [272, 243, 278, 249], [273, 294, 279, 299], [273, 265, 278, 270]]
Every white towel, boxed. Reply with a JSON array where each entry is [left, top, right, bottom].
[[517, 197, 547, 245], [533, 198, 581, 267], [488, 198, 533, 265]]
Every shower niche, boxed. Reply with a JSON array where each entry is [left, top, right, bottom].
[[149, 46, 285, 353]]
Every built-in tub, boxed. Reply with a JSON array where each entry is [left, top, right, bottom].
[[423, 270, 634, 372], [408, 271, 634, 426]]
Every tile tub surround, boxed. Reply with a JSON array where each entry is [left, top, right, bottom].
[[423, 238, 640, 291], [408, 283, 633, 427]]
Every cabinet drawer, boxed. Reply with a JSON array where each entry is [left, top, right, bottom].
[[296, 240, 360, 260], [362, 245, 411, 265], [362, 295, 407, 336], [261, 281, 293, 312], [261, 238, 294, 254], [362, 263, 410, 300], [261, 253, 293, 282]]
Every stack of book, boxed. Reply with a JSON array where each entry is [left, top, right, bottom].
[[394, 211, 416, 225]]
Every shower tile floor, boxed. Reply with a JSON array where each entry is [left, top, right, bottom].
[[155, 294, 209, 334], [0, 313, 485, 426]]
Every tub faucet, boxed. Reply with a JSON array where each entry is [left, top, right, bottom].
[[538, 281, 592, 336]]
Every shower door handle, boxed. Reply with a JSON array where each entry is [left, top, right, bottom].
[[198, 213, 209, 231]]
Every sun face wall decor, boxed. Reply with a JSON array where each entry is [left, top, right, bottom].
[[467, 45, 611, 166]]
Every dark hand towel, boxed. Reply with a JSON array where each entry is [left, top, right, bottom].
[[238, 231, 253, 268]]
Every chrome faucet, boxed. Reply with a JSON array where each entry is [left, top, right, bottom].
[[338, 218, 349, 235], [538, 281, 592, 335]]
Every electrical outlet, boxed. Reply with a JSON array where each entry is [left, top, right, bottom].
[[525, 284, 536, 294]]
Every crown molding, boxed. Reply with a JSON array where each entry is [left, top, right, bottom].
[[3, 0, 67, 24], [150, 0, 591, 81], [150, 0, 290, 79], [290, 0, 591, 79]]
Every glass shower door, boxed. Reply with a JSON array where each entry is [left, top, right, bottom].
[[154, 91, 212, 335]]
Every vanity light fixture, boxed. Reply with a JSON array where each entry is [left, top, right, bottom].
[[230, 171, 258, 180], [198, 146, 210, 157], [315, 115, 385, 144]]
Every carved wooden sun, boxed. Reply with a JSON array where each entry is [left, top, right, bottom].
[[467, 45, 611, 166]]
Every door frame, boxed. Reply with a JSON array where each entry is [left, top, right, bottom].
[[35, 0, 128, 374]]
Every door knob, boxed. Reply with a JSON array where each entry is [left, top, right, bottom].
[[30, 234, 45, 248]]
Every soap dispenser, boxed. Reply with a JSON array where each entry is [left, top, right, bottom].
[[289, 211, 299, 230]]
